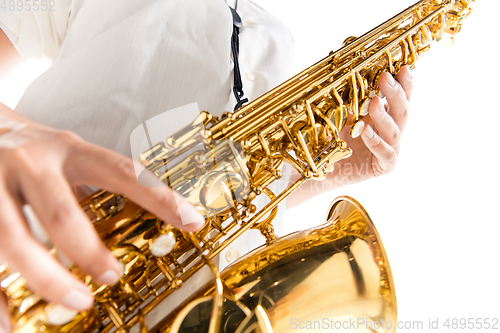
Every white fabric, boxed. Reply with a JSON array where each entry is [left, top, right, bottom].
[[4, 0, 294, 158], [0, 1, 72, 59], [1, 0, 294, 324]]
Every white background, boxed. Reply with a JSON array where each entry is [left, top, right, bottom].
[[1, 0, 499, 331]]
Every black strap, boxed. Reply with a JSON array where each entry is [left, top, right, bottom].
[[229, 2, 248, 111]]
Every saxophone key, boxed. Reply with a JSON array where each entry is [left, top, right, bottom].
[[351, 120, 366, 138], [359, 97, 372, 117], [150, 233, 177, 258]]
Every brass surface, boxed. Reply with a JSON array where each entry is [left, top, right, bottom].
[[164, 197, 395, 333], [0, 1, 474, 332]]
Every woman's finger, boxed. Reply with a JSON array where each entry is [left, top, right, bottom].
[[0, 291, 10, 333], [368, 96, 402, 152], [360, 125, 397, 176], [19, 170, 122, 286], [66, 142, 205, 232], [379, 70, 411, 131], [0, 186, 94, 312], [395, 65, 414, 101]]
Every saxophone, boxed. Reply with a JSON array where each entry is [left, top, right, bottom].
[[0, 1, 474, 332]]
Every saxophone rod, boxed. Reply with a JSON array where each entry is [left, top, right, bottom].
[[225, 3, 446, 142], [336, 0, 427, 56], [212, 0, 429, 139], [109, 176, 308, 332], [308, 5, 447, 103], [213, 0, 428, 134], [206, 176, 307, 260]]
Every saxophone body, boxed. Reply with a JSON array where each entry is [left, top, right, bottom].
[[0, 1, 474, 332]]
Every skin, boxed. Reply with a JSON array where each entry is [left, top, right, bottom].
[[0, 30, 22, 76], [0, 30, 205, 333], [286, 67, 413, 208], [0, 27, 413, 331]]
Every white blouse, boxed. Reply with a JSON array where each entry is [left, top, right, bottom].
[[1, 0, 295, 326], [1, 0, 294, 156]]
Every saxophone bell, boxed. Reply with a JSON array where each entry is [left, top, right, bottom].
[[164, 197, 396, 333]]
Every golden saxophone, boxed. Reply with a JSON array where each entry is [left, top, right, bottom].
[[0, 1, 474, 332]]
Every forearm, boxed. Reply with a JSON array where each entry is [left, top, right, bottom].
[[1, 28, 26, 123], [0, 28, 22, 77]]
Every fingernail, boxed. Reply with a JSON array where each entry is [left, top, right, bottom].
[[363, 125, 375, 139], [377, 103, 385, 114], [118, 262, 124, 277], [45, 304, 79, 326], [97, 268, 121, 286], [386, 73, 396, 87], [178, 204, 206, 228], [61, 289, 94, 311], [138, 167, 167, 188], [407, 69, 413, 81]]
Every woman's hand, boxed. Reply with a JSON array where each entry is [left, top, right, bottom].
[[287, 66, 413, 208], [339, 65, 413, 183], [0, 109, 205, 332]]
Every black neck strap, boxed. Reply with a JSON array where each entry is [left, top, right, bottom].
[[229, 1, 248, 111]]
